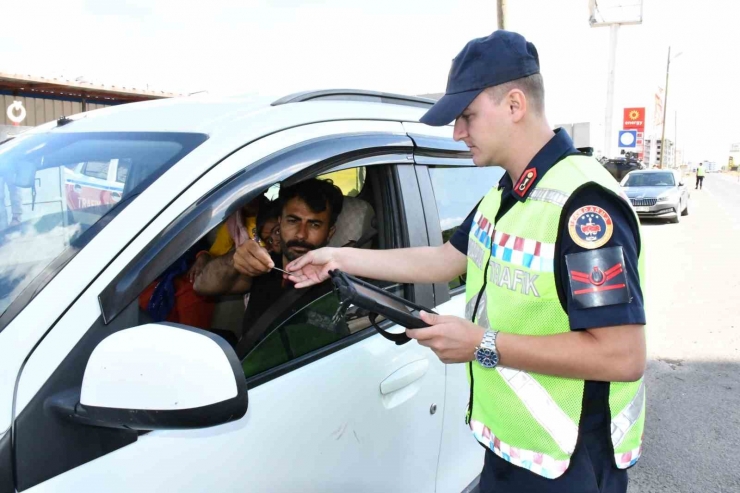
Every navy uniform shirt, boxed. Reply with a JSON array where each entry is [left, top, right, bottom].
[[450, 128, 645, 434]]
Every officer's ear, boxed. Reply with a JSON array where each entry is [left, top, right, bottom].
[[507, 89, 527, 123]]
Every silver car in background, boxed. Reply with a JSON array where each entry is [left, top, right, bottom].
[[621, 169, 690, 223]]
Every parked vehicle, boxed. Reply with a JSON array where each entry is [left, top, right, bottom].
[[621, 169, 690, 223], [603, 156, 645, 182], [0, 90, 504, 493]]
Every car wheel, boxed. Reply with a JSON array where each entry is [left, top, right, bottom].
[[681, 201, 689, 216]]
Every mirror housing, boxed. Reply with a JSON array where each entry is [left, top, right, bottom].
[[51, 324, 248, 430]]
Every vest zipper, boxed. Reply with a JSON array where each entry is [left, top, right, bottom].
[[465, 361, 474, 424]]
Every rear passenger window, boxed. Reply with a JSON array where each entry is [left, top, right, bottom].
[[320, 167, 366, 196], [428, 166, 504, 289]]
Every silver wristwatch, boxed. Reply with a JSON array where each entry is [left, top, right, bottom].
[[475, 330, 500, 369]]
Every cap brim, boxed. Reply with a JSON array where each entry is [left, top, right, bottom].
[[419, 89, 483, 126]]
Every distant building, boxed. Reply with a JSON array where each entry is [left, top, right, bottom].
[[644, 138, 674, 167], [1, 72, 181, 141]]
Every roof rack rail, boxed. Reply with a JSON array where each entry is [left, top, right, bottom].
[[271, 89, 437, 109]]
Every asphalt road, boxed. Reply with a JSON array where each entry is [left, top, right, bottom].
[[627, 172, 740, 493]]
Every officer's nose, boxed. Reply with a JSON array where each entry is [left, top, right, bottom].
[[453, 117, 468, 142]]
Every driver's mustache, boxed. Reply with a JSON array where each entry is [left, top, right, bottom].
[[286, 241, 315, 250]]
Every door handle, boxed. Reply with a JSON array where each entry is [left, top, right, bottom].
[[380, 359, 429, 395]]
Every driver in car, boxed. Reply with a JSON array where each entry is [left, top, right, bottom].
[[193, 178, 344, 330]]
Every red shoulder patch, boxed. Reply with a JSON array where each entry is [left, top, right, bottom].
[[514, 168, 537, 197]]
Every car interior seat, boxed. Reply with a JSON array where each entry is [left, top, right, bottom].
[[328, 196, 377, 249]]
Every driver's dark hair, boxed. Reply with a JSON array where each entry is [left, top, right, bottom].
[[279, 178, 344, 227]]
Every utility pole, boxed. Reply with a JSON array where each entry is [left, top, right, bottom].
[[497, 0, 507, 30], [603, 24, 619, 161], [588, 0, 643, 160], [659, 46, 671, 168]]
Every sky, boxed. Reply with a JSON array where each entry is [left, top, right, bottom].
[[2, 0, 739, 164]]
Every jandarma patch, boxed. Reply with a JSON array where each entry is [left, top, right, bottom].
[[568, 205, 613, 249]]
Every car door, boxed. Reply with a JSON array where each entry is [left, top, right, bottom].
[[404, 122, 504, 492], [11, 120, 446, 493]]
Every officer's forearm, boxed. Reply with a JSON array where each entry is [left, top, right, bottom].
[[495, 324, 646, 382], [335, 242, 467, 284]]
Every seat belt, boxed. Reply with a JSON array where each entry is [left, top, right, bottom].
[[342, 229, 377, 249]]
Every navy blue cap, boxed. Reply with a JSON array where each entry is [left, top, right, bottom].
[[420, 30, 540, 127]]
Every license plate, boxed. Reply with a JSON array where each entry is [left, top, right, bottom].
[[635, 206, 650, 212]]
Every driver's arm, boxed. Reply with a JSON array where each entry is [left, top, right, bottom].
[[194, 250, 253, 295]]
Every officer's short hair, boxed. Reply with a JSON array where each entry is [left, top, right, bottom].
[[486, 73, 545, 115], [279, 178, 344, 227]]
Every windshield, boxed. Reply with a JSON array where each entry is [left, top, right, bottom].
[[0, 131, 207, 319], [623, 172, 675, 187]]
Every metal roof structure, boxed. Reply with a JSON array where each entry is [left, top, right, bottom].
[[0, 72, 182, 104]]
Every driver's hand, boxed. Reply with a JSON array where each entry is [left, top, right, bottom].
[[233, 240, 274, 277], [285, 247, 339, 288], [187, 254, 211, 283]]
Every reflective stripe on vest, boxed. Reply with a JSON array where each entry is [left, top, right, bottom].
[[497, 367, 579, 454], [527, 187, 570, 207], [470, 419, 571, 479], [611, 380, 645, 448]]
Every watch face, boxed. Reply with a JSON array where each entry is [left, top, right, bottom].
[[476, 347, 498, 368]]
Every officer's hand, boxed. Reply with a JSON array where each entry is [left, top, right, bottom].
[[406, 312, 486, 364], [233, 240, 274, 277], [285, 247, 339, 288]]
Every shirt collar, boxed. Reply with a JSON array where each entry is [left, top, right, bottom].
[[498, 128, 578, 202]]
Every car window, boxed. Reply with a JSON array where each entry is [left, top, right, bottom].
[[623, 172, 675, 187], [428, 165, 505, 290], [242, 283, 397, 379], [82, 161, 110, 180], [129, 164, 404, 381], [0, 132, 207, 319], [242, 290, 348, 377]]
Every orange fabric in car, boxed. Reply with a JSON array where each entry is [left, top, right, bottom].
[[138, 276, 215, 330]]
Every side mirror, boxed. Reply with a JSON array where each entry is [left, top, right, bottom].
[[679, 182, 685, 187], [51, 324, 248, 430]]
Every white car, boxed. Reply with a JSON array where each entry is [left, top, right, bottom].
[[0, 90, 506, 493]]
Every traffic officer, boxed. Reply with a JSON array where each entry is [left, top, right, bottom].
[[286, 30, 647, 493], [696, 162, 705, 189]]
